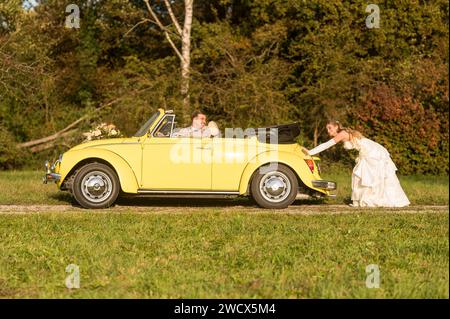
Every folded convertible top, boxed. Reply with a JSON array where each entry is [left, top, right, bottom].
[[254, 122, 301, 144]]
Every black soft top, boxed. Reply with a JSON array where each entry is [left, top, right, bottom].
[[254, 123, 301, 144]]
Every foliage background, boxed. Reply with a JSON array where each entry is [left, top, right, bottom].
[[0, 0, 448, 174]]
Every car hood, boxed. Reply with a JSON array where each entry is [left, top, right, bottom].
[[67, 138, 131, 152]]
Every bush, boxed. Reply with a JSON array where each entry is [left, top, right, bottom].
[[0, 126, 26, 170], [349, 83, 448, 175]]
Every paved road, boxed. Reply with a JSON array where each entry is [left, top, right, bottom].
[[0, 204, 448, 214]]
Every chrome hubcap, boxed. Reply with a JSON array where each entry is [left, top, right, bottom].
[[81, 171, 112, 203], [259, 171, 291, 203]]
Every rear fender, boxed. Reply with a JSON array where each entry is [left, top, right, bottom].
[[238, 151, 325, 195]]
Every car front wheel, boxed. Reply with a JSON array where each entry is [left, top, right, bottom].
[[72, 162, 120, 209], [250, 164, 298, 209]]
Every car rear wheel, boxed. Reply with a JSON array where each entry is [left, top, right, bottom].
[[250, 164, 298, 209], [72, 162, 120, 209]]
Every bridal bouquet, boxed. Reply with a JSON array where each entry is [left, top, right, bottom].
[[82, 123, 122, 141]]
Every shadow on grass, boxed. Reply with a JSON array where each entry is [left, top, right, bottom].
[[47, 192, 335, 209], [342, 196, 352, 205], [115, 195, 328, 208], [48, 192, 76, 205], [116, 196, 254, 208]]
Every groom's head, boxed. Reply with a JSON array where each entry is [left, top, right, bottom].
[[191, 110, 206, 129]]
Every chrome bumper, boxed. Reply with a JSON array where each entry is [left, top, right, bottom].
[[43, 172, 61, 184], [43, 157, 61, 184], [311, 180, 337, 191]]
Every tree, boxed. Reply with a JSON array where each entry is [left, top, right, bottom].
[[0, 0, 447, 174], [141, 0, 193, 123]]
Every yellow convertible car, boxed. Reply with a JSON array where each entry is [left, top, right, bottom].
[[43, 109, 336, 209]]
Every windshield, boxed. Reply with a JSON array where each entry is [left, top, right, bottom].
[[133, 112, 160, 137]]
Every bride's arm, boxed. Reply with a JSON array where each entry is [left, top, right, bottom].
[[307, 139, 336, 155], [307, 131, 348, 155], [332, 131, 348, 143]]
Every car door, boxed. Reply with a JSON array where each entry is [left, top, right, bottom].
[[141, 115, 212, 190], [211, 137, 259, 191]]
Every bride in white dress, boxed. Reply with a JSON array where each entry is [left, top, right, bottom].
[[306, 121, 410, 207]]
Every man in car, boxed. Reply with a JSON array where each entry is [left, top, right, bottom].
[[173, 110, 220, 138]]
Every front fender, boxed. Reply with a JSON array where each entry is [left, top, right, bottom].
[[58, 148, 139, 193], [238, 151, 325, 195]]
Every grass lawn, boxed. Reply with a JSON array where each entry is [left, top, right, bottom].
[[0, 170, 448, 298], [320, 170, 449, 206], [0, 170, 448, 206], [0, 210, 448, 298]]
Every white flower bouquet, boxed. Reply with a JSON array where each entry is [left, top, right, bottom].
[[82, 123, 122, 141]]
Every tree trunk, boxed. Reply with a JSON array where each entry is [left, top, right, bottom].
[[142, 0, 193, 125], [313, 122, 318, 147], [29, 129, 78, 153], [17, 95, 123, 149], [181, 0, 193, 125]]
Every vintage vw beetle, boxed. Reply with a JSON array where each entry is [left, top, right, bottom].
[[43, 109, 336, 209]]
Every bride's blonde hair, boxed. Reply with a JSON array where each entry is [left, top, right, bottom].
[[328, 120, 363, 143]]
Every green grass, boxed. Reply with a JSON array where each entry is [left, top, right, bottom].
[[0, 169, 448, 298], [0, 211, 447, 298], [321, 171, 449, 206], [0, 170, 73, 205], [0, 170, 447, 205]]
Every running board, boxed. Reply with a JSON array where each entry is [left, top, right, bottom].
[[136, 189, 240, 198], [136, 190, 325, 200]]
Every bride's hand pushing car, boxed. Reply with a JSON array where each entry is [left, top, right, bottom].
[[301, 147, 310, 155]]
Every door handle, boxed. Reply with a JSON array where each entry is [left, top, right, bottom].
[[196, 146, 211, 150]]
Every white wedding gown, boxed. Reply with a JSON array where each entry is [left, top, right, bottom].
[[344, 137, 410, 207]]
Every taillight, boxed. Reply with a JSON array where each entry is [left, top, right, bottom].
[[304, 159, 314, 173]]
